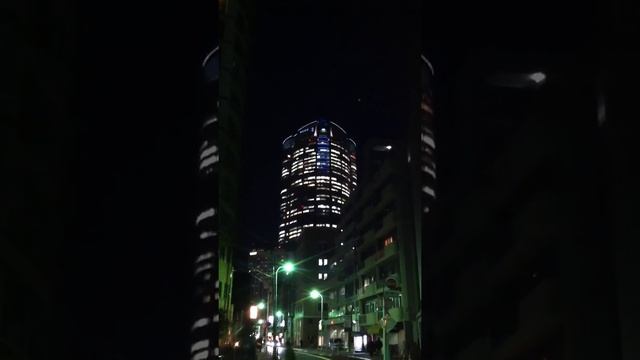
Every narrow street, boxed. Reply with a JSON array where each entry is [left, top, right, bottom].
[[256, 347, 372, 360]]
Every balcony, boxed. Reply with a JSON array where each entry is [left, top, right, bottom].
[[364, 254, 378, 268], [357, 283, 379, 299], [358, 312, 381, 326], [328, 309, 345, 319], [382, 242, 397, 258]]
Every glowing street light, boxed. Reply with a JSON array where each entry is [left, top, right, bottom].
[[276, 310, 283, 318], [258, 302, 266, 310], [282, 262, 294, 274], [272, 261, 295, 358]]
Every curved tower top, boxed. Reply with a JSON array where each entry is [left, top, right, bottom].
[[278, 119, 357, 246]]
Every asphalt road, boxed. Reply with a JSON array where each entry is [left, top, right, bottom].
[[257, 348, 333, 360]]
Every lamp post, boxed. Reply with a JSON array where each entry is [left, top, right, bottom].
[[272, 262, 294, 359], [310, 290, 324, 349], [382, 287, 390, 360]]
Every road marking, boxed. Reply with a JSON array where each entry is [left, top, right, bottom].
[[293, 350, 330, 360]]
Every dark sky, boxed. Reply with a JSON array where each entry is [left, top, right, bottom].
[[240, 0, 421, 250], [54, 0, 217, 359]]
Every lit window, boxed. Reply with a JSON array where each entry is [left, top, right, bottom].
[[195, 252, 213, 263], [191, 340, 210, 353], [195, 263, 212, 275], [318, 273, 323, 280], [192, 350, 209, 360], [324, 259, 328, 266], [318, 259, 323, 266], [323, 273, 328, 280], [192, 318, 210, 330], [196, 208, 216, 225], [384, 237, 394, 247]]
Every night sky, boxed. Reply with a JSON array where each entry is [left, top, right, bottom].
[[240, 0, 421, 250], [56, 0, 217, 359]]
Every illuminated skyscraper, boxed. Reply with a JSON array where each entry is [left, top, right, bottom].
[[278, 119, 357, 246]]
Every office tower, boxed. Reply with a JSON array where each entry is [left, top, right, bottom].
[[278, 119, 357, 247]]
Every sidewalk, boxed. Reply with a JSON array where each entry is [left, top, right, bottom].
[[293, 347, 372, 360]]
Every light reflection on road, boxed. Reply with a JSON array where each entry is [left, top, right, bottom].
[[265, 344, 285, 357]]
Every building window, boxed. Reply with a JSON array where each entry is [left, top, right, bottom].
[[384, 236, 394, 247], [318, 273, 323, 280], [324, 273, 328, 280], [318, 259, 323, 266], [324, 259, 328, 266]]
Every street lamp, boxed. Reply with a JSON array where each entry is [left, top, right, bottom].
[[250, 305, 258, 320], [310, 290, 324, 348], [272, 262, 295, 359], [258, 302, 266, 310]]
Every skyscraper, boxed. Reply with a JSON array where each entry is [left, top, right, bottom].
[[278, 119, 357, 247]]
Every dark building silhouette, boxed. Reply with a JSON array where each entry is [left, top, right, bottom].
[[190, 46, 220, 360], [217, 0, 257, 352], [422, 1, 640, 357]]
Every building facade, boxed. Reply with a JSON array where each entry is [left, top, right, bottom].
[[317, 140, 422, 358], [218, 0, 255, 351], [408, 54, 436, 350], [423, 50, 621, 360], [248, 248, 273, 304], [190, 45, 220, 360], [278, 119, 357, 247], [291, 229, 340, 348]]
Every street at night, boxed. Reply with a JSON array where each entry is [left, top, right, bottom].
[[5, 0, 640, 360]]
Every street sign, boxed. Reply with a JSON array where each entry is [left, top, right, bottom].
[[385, 275, 399, 290]]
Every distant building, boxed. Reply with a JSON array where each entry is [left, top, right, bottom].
[[291, 228, 340, 348], [248, 249, 273, 303], [278, 119, 357, 247]]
